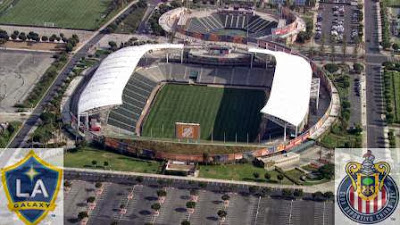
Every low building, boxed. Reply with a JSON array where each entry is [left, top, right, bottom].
[[257, 152, 300, 170], [164, 160, 197, 176]]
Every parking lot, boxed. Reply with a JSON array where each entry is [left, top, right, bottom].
[[0, 50, 54, 112], [315, 3, 362, 45], [64, 176, 335, 225]]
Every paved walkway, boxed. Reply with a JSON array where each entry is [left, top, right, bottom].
[[64, 167, 335, 193]]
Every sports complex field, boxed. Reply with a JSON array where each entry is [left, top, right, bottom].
[[142, 84, 267, 142], [0, 0, 121, 30]]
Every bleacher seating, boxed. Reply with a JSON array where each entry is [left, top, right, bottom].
[[186, 12, 275, 38], [107, 73, 157, 132]]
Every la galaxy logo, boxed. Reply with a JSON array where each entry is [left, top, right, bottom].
[[1, 150, 62, 225], [337, 150, 399, 224]]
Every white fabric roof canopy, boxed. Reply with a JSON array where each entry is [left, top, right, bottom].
[[249, 48, 312, 127], [78, 44, 184, 115]]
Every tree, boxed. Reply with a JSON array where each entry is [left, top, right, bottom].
[[157, 189, 167, 198], [120, 204, 126, 209], [135, 176, 144, 184], [393, 43, 400, 51], [87, 196, 96, 203], [77, 211, 88, 220], [221, 194, 230, 201], [190, 189, 199, 196], [277, 174, 284, 183], [264, 172, 271, 181], [253, 172, 260, 179], [282, 188, 292, 198], [198, 182, 207, 189], [18, 32, 27, 41], [92, 160, 97, 167], [353, 63, 364, 74], [104, 161, 109, 167], [318, 163, 334, 179], [40, 112, 56, 125], [248, 186, 259, 194], [41, 35, 48, 42], [324, 191, 334, 200], [293, 189, 303, 198], [0, 29, 9, 44], [217, 210, 227, 219], [312, 191, 324, 201], [324, 63, 339, 73], [202, 152, 209, 165], [151, 203, 161, 211], [259, 187, 271, 197], [186, 201, 196, 209], [181, 220, 190, 225], [95, 182, 102, 189], [108, 41, 118, 51], [64, 180, 72, 188], [66, 42, 74, 52]]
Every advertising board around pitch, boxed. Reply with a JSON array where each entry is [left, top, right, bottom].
[[175, 122, 200, 140]]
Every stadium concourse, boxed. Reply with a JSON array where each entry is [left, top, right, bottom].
[[72, 43, 327, 153], [159, 7, 306, 45]]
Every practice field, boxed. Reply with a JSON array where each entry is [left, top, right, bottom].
[[0, 0, 121, 30], [142, 84, 267, 142]]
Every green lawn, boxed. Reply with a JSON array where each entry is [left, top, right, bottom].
[[142, 84, 267, 142], [0, 0, 125, 30], [0, 121, 21, 148], [0, 0, 13, 14], [390, 71, 400, 121], [115, 5, 146, 33], [388, 0, 400, 6], [198, 163, 293, 185], [65, 147, 162, 173]]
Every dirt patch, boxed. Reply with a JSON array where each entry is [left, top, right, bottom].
[[2, 41, 65, 51]]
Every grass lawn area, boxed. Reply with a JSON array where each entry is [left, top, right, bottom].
[[198, 163, 293, 185], [301, 164, 319, 172], [0, 121, 21, 148], [65, 147, 162, 173], [0, 0, 125, 30], [285, 169, 305, 180], [388, 70, 400, 121], [115, 5, 146, 33], [388, 0, 400, 6], [142, 84, 267, 142], [320, 131, 360, 148], [0, 0, 13, 14]]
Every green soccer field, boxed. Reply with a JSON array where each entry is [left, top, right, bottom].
[[0, 0, 122, 30], [142, 84, 267, 142]]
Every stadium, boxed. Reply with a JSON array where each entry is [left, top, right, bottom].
[[159, 6, 306, 44], [71, 39, 337, 163]]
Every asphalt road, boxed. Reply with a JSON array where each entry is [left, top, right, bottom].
[[7, 33, 105, 148], [137, 0, 161, 34], [364, 0, 389, 148]]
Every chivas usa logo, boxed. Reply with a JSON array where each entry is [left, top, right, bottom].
[[337, 150, 399, 224], [1, 150, 62, 225]]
